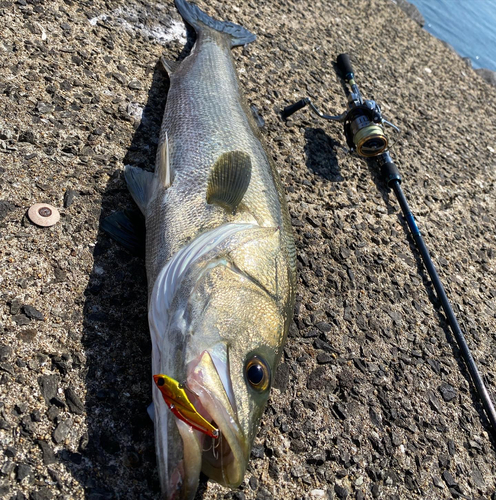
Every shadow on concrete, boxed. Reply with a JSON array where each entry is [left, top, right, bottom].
[[59, 25, 202, 500], [69, 60, 167, 499], [303, 127, 343, 182]]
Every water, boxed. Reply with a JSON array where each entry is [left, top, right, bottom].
[[407, 0, 496, 72]]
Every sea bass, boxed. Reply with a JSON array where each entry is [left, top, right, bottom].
[[125, 0, 296, 497]]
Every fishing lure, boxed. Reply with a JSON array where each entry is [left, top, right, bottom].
[[153, 374, 219, 439]]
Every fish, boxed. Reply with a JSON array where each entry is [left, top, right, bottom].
[[121, 0, 296, 498]]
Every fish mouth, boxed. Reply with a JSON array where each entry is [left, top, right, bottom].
[[186, 344, 248, 486], [155, 344, 248, 498]]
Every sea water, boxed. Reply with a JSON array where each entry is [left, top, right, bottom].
[[407, 0, 496, 72]]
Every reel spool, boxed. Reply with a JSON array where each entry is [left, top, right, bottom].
[[344, 107, 388, 157], [337, 53, 393, 158]]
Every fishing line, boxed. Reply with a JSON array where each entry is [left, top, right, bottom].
[[212, 434, 220, 461], [202, 438, 214, 453]]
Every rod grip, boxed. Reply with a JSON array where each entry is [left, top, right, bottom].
[[380, 161, 401, 187], [337, 53, 354, 80], [281, 98, 308, 119]]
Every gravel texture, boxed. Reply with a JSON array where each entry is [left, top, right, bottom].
[[1, 0, 496, 499]]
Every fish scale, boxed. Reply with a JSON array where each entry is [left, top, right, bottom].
[[147, 27, 288, 289], [122, 1, 297, 498]]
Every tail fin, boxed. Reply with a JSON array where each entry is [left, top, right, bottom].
[[175, 0, 256, 47]]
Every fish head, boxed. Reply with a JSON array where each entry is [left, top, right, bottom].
[[150, 224, 294, 498], [183, 258, 284, 486]]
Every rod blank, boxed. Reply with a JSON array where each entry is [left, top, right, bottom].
[[389, 178, 496, 435]]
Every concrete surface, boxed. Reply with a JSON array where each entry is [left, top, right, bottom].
[[1, 0, 495, 499]]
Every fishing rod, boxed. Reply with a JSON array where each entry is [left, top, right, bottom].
[[281, 53, 496, 437]]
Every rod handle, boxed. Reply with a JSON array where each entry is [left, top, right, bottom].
[[337, 53, 355, 81], [281, 98, 309, 119], [380, 161, 401, 187]]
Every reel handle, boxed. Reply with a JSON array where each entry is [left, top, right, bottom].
[[337, 53, 355, 81], [281, 98, 309, 119]]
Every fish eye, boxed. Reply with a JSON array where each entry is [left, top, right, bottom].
[[245, 356, 270, 392], [156, 376, 165, 387]]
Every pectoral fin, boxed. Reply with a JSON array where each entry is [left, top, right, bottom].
[[124, 165, 154, 215], [160, 57, 181, 77], [206, 151, 252, 212]]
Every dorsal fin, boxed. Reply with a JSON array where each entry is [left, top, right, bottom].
[[206, 151, 252, 212], [156, 132, 174, 188]]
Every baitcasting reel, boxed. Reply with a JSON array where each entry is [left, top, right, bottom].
[[282, 54, 399, 158]]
